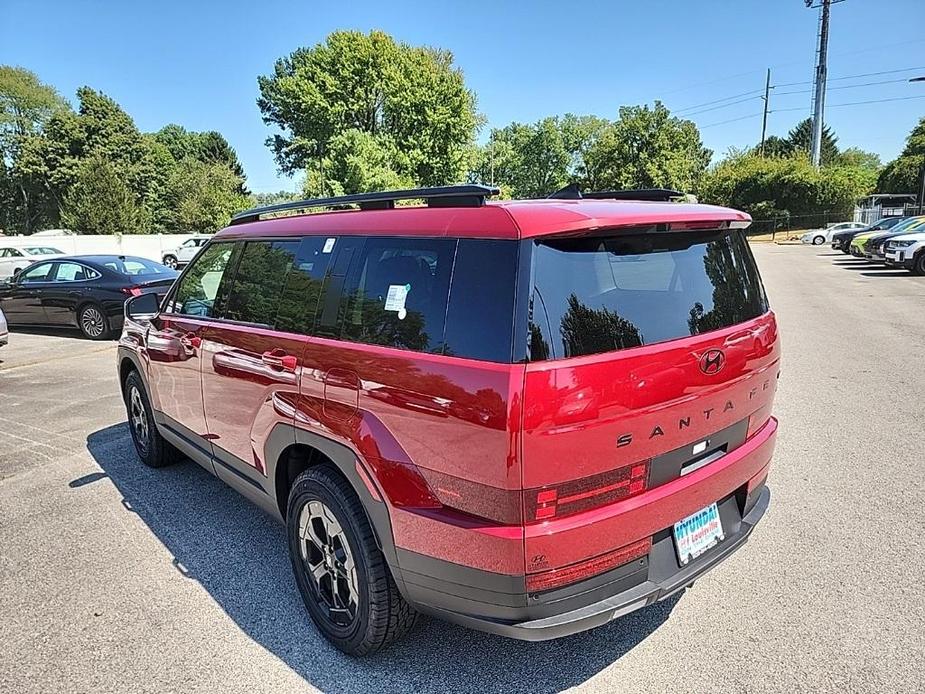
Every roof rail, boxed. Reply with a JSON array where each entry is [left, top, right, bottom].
[[547, 183, 685, 202], [229, 184, 500, 226]]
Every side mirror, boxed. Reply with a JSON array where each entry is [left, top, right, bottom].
[[125, 292, 160, 321]]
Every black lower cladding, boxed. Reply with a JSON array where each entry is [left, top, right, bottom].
[[396, 483, 770, 641]]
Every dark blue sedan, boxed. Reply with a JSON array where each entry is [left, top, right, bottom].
[[0, 255, 178, 339]]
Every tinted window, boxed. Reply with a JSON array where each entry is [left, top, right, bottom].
[[54, 262, 98, 282], [168, 242, 234, 317], [529, 230, 768, 361], [19, 263, 54, 282], [1, 248, 24, 257], [341, 238, 455, 353], [24, 247, 62, 255], [222, 240, 301, 326], [275, 236, 336, 335], [443, 239, 518, 362]]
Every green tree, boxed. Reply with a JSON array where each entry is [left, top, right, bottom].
[[785, 117, 839, 165], [165, 158, 249, 232], [471, 118, 570, 198], [877, 117, 925, 194], [585, 102, 711, 191], [836, 147, 881, 171], [154, 124, 247, 193], [257, 30, 479, 192], [0, 66, 68, 233], [304, 129, 412, 198], [61, 154, 145, 233], [698, 150, 877, 229]]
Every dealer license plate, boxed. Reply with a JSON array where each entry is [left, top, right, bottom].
[[673, 502, 724, 565]]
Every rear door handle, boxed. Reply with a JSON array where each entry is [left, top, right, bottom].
[[262, 349, 298, 372]]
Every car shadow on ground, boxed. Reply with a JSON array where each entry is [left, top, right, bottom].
[[85, 423, 678, 694], [9, 326, 114, 341]]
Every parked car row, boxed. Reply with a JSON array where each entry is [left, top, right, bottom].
[[0, 255, 178, 340], [800, 221, 867, 245], [836, 215, 925, 274]]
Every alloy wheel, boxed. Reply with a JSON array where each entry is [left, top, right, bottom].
[[129, 386, 149, 455], [298, 499, 359, 628], [81, 306, 105, 338]]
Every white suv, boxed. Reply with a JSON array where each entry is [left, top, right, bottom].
[[161, 236, 211, 269], [884, 231, 925, 275]]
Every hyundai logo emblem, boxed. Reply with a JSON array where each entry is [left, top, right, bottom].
[[699, 349, 725, 375]]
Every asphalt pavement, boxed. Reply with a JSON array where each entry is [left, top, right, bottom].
[[1, 244, 923, 693]]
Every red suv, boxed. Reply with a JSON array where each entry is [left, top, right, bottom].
[[118, 185, 779, 655]]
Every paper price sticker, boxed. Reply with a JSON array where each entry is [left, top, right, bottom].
[[384, 284, 410, 319]]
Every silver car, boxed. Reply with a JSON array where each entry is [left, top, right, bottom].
[[0, 306, 8, 347]]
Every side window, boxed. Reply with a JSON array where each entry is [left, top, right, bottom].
[[18, 263, 54, 283], [168, 242, 234, 317], [276, 236, 336, 335], [1, 248, 23, 258], [222, 240, 301, 326], [54, 262, 99, 282], [341, 238, 455, 353], [443, 239, 518, 362]]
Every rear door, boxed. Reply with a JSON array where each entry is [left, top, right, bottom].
[[41, 261, 100, 325], [521, 228, 779, 503], [200, 237, 333, 483]]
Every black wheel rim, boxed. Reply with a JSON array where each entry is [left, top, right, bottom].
[[298, 500, 359, 628], [129, 386, 149, 456]]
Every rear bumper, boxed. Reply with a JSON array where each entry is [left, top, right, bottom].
[[399, 482, 771, 641]]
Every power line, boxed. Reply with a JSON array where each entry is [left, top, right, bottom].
[[699, 113, 764, 129], [771, 93, 925, 113], [678, 95, 764, 117], [774, 76, 916, 97], [775, 65, 925, 88], [673, 89, 765, 114]]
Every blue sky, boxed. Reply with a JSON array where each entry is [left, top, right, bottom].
[[2, 0, 924, 193]]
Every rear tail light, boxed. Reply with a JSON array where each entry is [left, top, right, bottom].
[[526, 537, 652, 593], [121, 286, 143, 297], [525, 460, 649, 523]]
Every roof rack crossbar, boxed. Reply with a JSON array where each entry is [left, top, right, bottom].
[[546, 184, 685, 202], [230, 184, 500, 226]]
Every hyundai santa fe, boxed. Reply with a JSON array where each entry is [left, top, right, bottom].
[[117, 184, 780, 655]]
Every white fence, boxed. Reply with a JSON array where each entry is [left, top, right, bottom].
[[1, 234, 205, 263]]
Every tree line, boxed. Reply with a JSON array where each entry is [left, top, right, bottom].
[[2, 30, 923, 235]]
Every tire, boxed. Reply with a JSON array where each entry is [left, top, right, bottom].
[[912, 251, 925, 276], [287, 466, 417, 655], [78, 303, 110, 340], [812, 235, 825, 245], [123, 370, 180, 468], [162, 254, 178, 269]]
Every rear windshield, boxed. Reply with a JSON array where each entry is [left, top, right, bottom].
[[528, 230, 768, 360], [100, 256, 174, 276]]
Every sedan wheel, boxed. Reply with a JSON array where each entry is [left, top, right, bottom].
[[812, 236, 825, 245], [79, 304, 109, 340]]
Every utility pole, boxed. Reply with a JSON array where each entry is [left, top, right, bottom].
[[759, 68, 771, 155], [807, 0, 842, 167]]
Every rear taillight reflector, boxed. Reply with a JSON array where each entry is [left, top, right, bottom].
[[526, 537, 652, 593], [121, 286, 143, 297], [525, 460, 649, 523]]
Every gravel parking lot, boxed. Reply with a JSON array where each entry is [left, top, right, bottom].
[[1, 244, 923, 694]]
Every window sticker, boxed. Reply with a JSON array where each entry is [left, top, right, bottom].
[[384, 284, 410, 320], [322, 238, 336, 253]]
